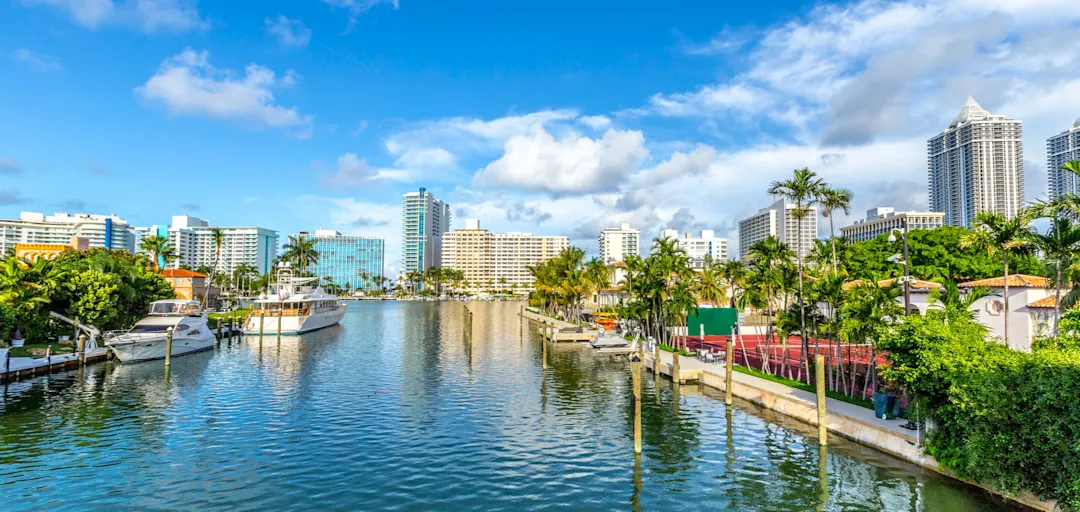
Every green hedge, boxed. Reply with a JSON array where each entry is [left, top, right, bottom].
[[880, 316, 1080, 507]]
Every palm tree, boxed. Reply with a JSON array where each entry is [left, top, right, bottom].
[[959, 211, 1033, 346], [696, 257, 727, 307], [818, 186, 853, 274], [583, 257, 611, 306], [1028, 216, 1080, 335], [840, 277, 902, 396], [927, 280, 997, 325], [768, 168, 826, 380], [282, 235, 320, 275], [138, 235, 176, 271], [720, 259, 747, 308], [746, 236, 795, 374]]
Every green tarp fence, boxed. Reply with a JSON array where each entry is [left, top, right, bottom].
[[686, 308, 738, 336]]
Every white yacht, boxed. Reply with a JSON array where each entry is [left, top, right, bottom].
[[245, 270, 346, 335], [107, 300, 217, 363]]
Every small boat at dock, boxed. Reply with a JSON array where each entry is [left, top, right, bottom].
[[107, 300, 217, 363]]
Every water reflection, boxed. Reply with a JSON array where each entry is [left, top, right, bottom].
[[0, 301, 1025, 511]]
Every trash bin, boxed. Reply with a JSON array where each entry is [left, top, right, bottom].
[[873, 392, 896, 419]]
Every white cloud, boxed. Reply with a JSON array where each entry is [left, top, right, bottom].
[[10, 49, 63, 72], [266, 15, 311, 48], [391, 147, 455, 169], [474, 126, 648, 196], [21, 0, 205, 32], [319, 153, 413, 186], [0, 157, 24, 175], [579, 115, 611, 129], [135, 49, 313, 137]]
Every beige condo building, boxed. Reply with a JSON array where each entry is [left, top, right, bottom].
[[441, 219, 569, 294]]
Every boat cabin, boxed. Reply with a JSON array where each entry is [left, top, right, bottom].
[[252, 300, 341, 317], [149, 300, 203, 317]]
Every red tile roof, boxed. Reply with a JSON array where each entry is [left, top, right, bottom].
[[842, 278, 943, 292], [958, 274, 1048, 288], [1027, 296, 1057, 309], [161, 268, 208, 278]]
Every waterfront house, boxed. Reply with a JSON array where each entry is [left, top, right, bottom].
[[958, 275, 1051, 352], [161, 268, 218, 304]]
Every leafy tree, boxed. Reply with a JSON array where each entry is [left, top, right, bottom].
[[137, 235, 176, 271], [68, 269, 121, 328], [926, 280, 997, 326], [1028, 217, 1080, 335]]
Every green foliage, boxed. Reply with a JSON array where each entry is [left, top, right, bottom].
[[0, 249, 175, 342], [880, 315, 1080, 506], [845, 226, 1043, 283]]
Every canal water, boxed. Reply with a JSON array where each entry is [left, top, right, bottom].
[[0, 301, 1023, 511]]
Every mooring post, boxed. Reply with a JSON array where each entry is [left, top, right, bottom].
[[217, 318, 223, 342], [632, 353, 643, 454], [653, 337, 660, 376], [259, 313, 265, 345], [165, 327, 174, 368], [725, 338, 734, 406], [816, 354, 827, 445], [671, 342, 681, 384], [78, 334, 87, 364], [542, 335, 548, 370], [276, 311, 282, 342]]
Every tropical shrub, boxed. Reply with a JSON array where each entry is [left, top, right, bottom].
[[880, 315, 1080, 507]]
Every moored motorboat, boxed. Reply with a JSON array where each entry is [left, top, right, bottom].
[[107, 300, 217, 363], [244, 267, 346, 335]]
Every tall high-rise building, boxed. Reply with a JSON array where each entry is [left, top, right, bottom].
[[401, 187, 451, 275], [928, 97, 1023, 227], [0, 211, 135, 255], [299, 229, 384, 292], [147, 215, 278, 274], [598, 223, 640, 264], [660, 229, 728, 268], [839, 207, 945, 243], [1048, 117, 1080, 200], [737, 198, 818, 260], [441, 219, 569, 294]]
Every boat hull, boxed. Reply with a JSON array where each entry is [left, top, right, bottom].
[[244, 305, 346, 335], [108, 334, 216, 364]]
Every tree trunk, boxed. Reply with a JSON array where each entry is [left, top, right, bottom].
[[1003, 254, 1010, 347], [829, 214, 838, 274], [1055, 261, 1063, 337], [796, 208, 810, 384]]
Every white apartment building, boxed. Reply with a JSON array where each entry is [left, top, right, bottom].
[[402, 187, 451, 275], [1048, 117, 1080, 200], [598, 223, 640, 264], [660, 229, 728, 268], [0, 211, 135, 255], [150, 215, 278, 275], [928, 97, 1024, 227], [441, 219, 568, 294], [738, 199, 818, 260], [839, 207, 945, 243]]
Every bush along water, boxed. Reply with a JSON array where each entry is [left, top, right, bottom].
[[879, 314, 1080, 507], [0, 249, 175, 344]]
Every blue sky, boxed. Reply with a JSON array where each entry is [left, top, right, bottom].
[[2, 0, 1079, 276]]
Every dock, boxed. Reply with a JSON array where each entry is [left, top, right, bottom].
[[520, 309, 597, 342]]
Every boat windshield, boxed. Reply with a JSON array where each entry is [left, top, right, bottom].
[[129, 325, 171, 333], [150, 302, 200, 316]]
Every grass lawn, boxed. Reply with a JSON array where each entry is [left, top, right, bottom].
[[731, 364, 874, 410], [208, 309, 250, 321], [9, 343, 75, 358]]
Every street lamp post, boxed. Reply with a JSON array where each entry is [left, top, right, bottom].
[[887, 219, 912, 315]]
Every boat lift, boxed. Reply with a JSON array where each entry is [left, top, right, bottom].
[[48, 311, 103, 352]]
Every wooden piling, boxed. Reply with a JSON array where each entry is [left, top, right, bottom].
[[725, 338, 734, 406], [672, 344, 681, 384], [259, 314, 265, 344], [816, 354, 827, 445], [542, 335, 548, 370], [632, 353, 643, 454], [217, 318, 223, 340], [276, 312, 282, 342], [77, 334, 87, 364], [164, 327, 174, 367]]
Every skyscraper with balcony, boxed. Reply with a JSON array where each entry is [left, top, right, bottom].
[[1048, 117, 1080, 200], [0, 211, 135, 255], [441, 219, 568, 294], [737, 198, 817, 260], [660, 229, 728, 268], [152, 215, 278, 275], [928, 97, 1023, 227], [401, 188, 451, 275], [300, 229, 385, 292], [598, 223, 640, 264]]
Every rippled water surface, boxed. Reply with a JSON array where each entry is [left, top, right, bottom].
[[1, 302, 1023, 511]]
